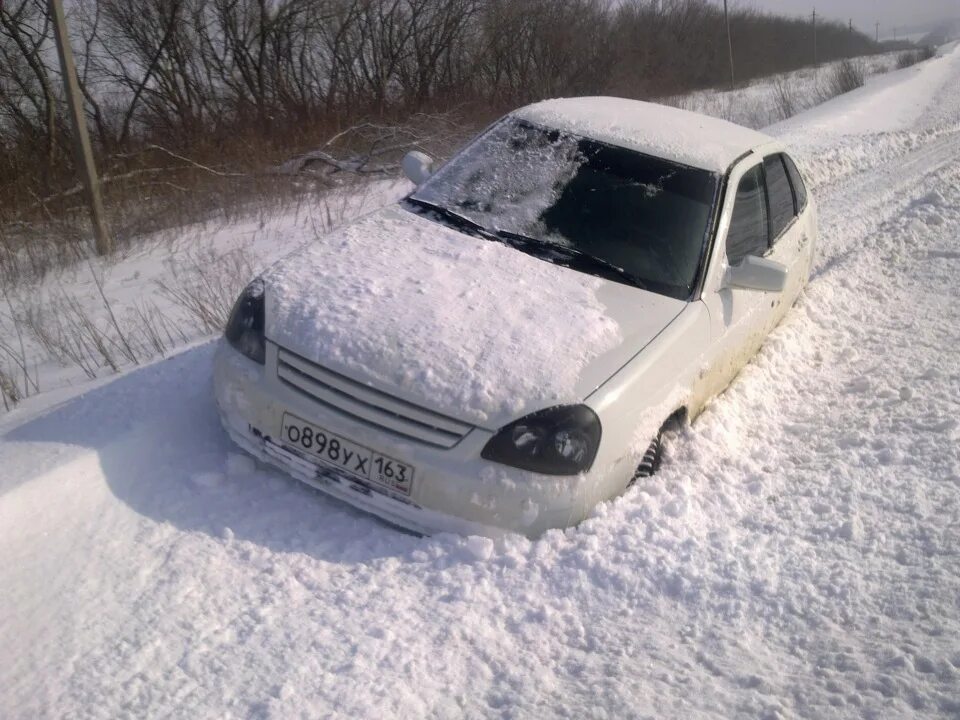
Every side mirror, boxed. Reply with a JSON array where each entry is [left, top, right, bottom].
[[725, 255, 788, 292], [402, 151, 434, 186]]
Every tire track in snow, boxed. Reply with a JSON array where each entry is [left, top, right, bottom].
[[810, 126, 960, 282]]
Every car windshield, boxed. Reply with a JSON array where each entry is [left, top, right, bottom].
[[407, 118, 719, 300]]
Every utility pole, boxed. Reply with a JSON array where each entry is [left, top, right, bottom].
[[50, 0, 111, 256], [876, 22, 881, 43], [812, 8, 818, 67], [849, 19, 853, 34], [723, 0, 735, 90]]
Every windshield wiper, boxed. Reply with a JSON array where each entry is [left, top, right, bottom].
[[405, 197, 495, 239], [492, 229, 652, 292], [406, 199, 651, 292]]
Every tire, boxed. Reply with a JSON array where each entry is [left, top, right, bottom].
[[631, 433, 663, 482]]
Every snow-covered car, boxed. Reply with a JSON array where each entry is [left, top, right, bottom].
[[214, 97, 817, 537]]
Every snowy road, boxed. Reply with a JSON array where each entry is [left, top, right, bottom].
[[3, 46, 960, 719]]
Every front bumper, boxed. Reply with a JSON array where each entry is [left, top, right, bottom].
[[213, 340, 603, 537]]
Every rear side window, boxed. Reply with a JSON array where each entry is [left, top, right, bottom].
[[764, 154, 795, 240], [726, 165, 768, 265], [782, 154, 808, 211]]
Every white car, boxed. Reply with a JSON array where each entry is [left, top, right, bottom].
[[214, 97, 816, 537]]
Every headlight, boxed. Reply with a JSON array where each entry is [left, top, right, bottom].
[[481, 405, 601, 475], [225, 279, 265, 364]]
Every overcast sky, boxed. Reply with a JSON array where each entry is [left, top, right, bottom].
[[740, 0, 960, 35]]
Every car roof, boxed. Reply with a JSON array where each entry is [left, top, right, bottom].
[[512, 96, 773, 173]]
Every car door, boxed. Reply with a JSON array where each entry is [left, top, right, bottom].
[[782, 152, 817, 286], [761, 153, 808, 331], [695, 157, 776, 406]]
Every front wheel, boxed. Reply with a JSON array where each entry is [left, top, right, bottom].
[[631, 433, 663, 482]]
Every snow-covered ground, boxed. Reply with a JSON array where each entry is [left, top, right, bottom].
[[665, 51, 903, 130], [2, 44, 960, 718]]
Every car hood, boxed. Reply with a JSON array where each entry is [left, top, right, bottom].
[[263, 205, 685, 430]]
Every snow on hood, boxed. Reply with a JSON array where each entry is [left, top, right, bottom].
[[264, 206, 683, 428]]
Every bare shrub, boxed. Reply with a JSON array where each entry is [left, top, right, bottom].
[[155, 246, 257, 334], [732, 96, 769, 130], [0, 221, 86, 285], [20, 294, 106, 379], [897, 51, 918, 69], [897, 47, 936, 69], [0, 244, 256, 410], [16, 284, 191, 384], [14, 262, 143, 376], [130, 300, 189, 358], [0, 286, 39, 408], [820, 59, 866, 101], [53, 289, 126, 374], [0, 365, 21, 410], [772, 77, 798, 121], [0, 335, 39, 407]]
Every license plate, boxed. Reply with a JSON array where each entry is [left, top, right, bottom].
[[280, 413, 414, 496]]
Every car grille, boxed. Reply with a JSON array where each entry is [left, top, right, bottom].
[[276, 347, 473, 449]]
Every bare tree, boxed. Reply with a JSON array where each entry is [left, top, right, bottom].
[[98, 0, 212, 141], [0, 1, 62, 186]]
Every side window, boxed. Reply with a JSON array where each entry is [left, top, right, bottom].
[[726, 165, 768, 265], [764, 154, 795, 240], [782, 154, 808, 212]]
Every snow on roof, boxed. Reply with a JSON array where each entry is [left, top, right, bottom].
[[513, 97, 772, 173]]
